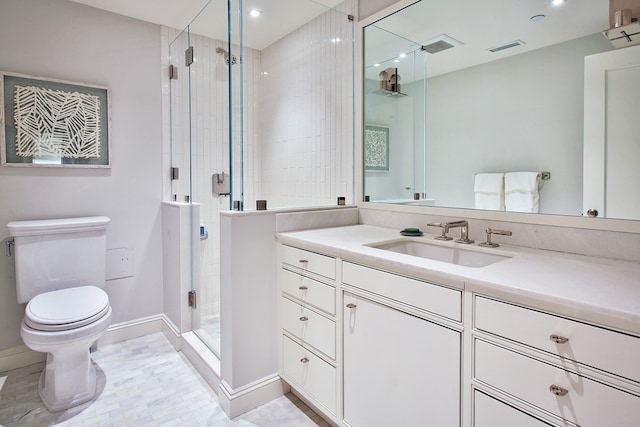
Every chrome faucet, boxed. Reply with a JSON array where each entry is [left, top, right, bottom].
[[446, 220, 474, 244], [427, 220, 474, 244], [479, 228, 512, 248]]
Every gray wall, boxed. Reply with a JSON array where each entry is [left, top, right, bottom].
[[426, 34, 613, 215], [0, 0, 163, 349]]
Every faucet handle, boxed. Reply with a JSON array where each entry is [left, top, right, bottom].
[[427, 222, 453, 241], [479, 228, 512, 248]]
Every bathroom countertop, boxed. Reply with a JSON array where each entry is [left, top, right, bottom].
[[278, 224, 640, 336]]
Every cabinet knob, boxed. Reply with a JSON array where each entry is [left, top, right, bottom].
[[298, 285, 308, 290], [299, 316, 308, 322], [300, 357, 309, 363], [549, 385, 568, 396], [346, 303, 357, 309], [299, 259, 309, 264], [549, 334, 569, 344]]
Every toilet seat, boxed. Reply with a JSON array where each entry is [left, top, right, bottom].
[[25, 286, 110, 332]]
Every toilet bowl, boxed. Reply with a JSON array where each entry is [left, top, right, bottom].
[[20, 286, 112, 412], [8, 215, 113, 413]]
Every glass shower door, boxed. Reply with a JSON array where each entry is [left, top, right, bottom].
[[168, 1, 232, 357]]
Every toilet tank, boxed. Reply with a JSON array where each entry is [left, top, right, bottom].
[[7, 216, 110, 303]]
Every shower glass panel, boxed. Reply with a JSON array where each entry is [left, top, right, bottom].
[[168, 0, 232, 358], [169, 29, 192, 203], [168, 0, 355, 361], [363, 23, 427, 204]]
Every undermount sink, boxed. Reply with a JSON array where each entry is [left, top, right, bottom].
[[369, 240, 511, 268]]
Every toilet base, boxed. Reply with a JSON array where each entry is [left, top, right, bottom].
[[38, 348, 97, 412]]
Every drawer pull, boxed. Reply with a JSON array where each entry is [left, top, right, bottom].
[[550, 334, 569, 344], [346, 303, 357, 309], [298, 285, 308, 290], [300, 357, 309, 363], [299, 259, 309, 264], [549, 385, 569, 396], [299, 316, 308, 322]]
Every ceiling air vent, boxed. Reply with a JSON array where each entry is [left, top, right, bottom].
[[488, 40, 525, 53]]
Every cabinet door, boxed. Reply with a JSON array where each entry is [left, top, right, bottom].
[[343, 292, 461, 427]]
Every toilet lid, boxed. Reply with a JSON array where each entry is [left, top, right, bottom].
[[25, 286, 110, 332]]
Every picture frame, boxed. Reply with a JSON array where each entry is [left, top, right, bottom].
[[364, 124, 389, 171], [1, 71, 111, 168]]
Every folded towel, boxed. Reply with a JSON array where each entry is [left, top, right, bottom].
[[474, 173, 504, 210], [505, 172, 539, 213]]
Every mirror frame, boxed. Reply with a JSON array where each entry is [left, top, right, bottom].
[[355, 0, 640, 234]]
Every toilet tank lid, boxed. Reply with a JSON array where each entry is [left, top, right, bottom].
[[7, 216, 110, 237]]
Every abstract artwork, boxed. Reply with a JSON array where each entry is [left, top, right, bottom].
[[364, 124, 389, 171], [1, 72, 110, 167]]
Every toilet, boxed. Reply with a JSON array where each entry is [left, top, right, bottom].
[[7, 216, 113, 412]]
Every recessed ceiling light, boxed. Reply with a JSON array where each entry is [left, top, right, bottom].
[[399, 53, 407, 58], [373, 63, 381, 67], [331, 38, 341, 43], [530, 14, 546, 22], [551, 0, 565, 6], [249, 9, 262, 17], [393, 59, 400, 63]]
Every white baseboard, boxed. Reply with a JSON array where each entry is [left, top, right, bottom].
[[98, 314, 164, 347], [0, 344, 46, 372], [0, 314, 165, 372], [161, 315, 181, 351], [219, 374, 290, 419]]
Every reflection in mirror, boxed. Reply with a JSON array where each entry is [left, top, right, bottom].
[[363, 0, 640, 220]]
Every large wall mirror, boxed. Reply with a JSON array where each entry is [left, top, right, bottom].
[[363, 0, 640, 221]]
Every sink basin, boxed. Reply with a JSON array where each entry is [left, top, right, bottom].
[[369, 240, 511, 268]]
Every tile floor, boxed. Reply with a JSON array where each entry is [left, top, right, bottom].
[[0, 333, 329, 427]]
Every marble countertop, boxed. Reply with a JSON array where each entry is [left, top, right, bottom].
[[278, 224, 640, 336]]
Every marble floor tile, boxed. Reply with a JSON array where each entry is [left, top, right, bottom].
[[0, 333, 327, 427]]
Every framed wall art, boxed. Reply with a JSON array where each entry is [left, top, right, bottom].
[[364, 124, 389, 171], [1, 72, 111, 167]]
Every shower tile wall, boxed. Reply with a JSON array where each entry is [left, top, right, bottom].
[[255, 1, 355, 208]]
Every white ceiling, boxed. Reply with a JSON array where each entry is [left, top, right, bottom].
[[366, 0, 610, 80], [69, 0, 610, 75], [69, 0, 345, 50]]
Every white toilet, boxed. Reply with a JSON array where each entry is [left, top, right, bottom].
[[7, 216, 113, 412]]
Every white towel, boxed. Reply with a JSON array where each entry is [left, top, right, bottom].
[[474, 173, 504, 210], [505, 172, 539, 213]]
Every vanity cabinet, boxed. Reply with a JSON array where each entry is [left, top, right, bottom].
[[279, 245, 338, 416], [342, 262, 462, 427], [473, 296, 640, 426]]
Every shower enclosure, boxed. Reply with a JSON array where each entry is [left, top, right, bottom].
[[166, 0, 355, 358]]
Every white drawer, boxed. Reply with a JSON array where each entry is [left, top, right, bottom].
[[281, 245, 335, 280], [342, 262, 461, 322], [282, 335, 337, 415], [475, 296, 640, 382], [475, 339, 640, 427], [474, 391, 550, 427], [282, 297, 336, 359], [281, 269, 335, 315]]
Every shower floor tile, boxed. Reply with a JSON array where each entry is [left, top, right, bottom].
[[0, 332, 329, 427]]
